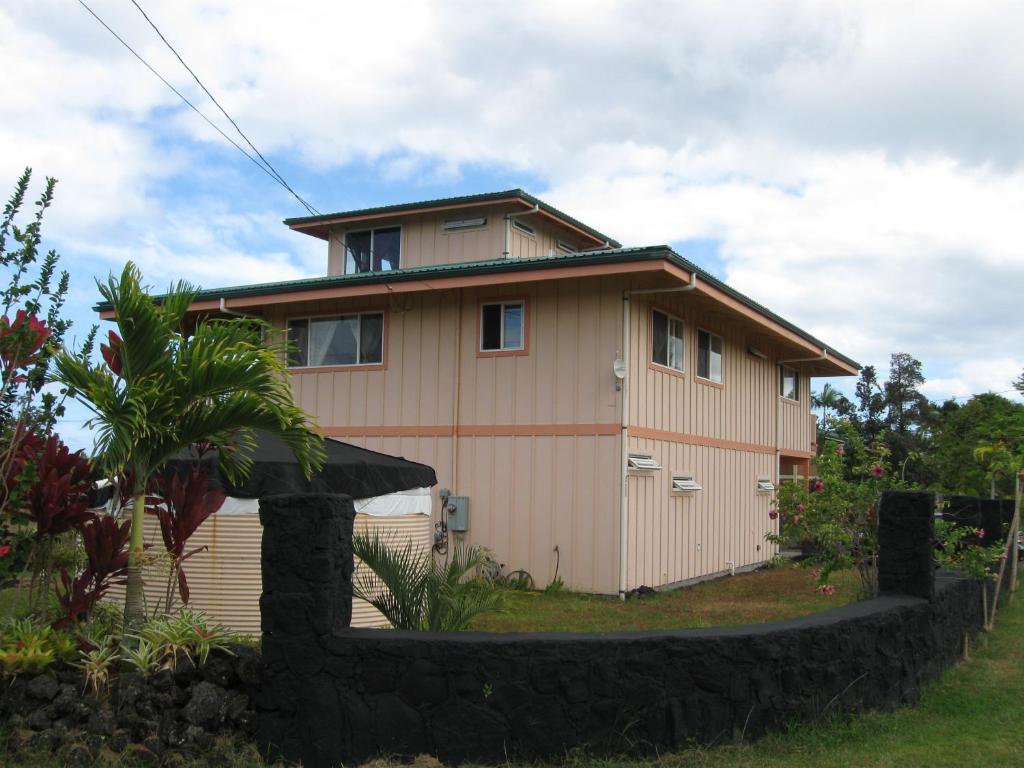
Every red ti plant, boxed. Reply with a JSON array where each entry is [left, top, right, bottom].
[[0, 309, 52, 383], [152, 466, 225, 614], [0, 431, 94, 610], [53, 515, 130, 629], [23, 434, 94, 538]]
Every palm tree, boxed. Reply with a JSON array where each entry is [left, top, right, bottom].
[[812, 382, 843, 424], [52, 262, 324, 626]]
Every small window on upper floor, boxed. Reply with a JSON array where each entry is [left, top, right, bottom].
[[697, 329, 723, 383], [512, 219, 535, 236], [345, 226, 400, 274], [287, 312, 384, 368], [480, 301, 525, 353], [651, 309, 685, 372], [780, 366, 799, 401]]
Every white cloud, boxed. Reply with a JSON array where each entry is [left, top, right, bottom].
[[921, 358, 1023, 403], [2, 0, 1023, 406]]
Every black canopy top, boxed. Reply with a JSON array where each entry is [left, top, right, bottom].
[[164, 432, 436, 500]]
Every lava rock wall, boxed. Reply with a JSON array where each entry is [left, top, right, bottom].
[[257, 490, 990, 768]]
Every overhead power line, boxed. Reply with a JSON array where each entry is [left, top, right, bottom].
[[128, 0, 319, 216], [76, 0, 318, 216]]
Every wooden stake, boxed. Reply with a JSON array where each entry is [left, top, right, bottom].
[[1011, 472, 1022, 594], [989, 474, 1023, 628], [983, 586, 990, 632]]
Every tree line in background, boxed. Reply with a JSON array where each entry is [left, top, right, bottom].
[[814, 352, 1024, 499]]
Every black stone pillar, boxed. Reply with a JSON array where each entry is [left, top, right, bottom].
[[878, 490, 935, 600], [258, 493, 355, 768]]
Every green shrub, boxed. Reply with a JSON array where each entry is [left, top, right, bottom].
[[353, 533, 504, 631], [0, 617, 77, 674]]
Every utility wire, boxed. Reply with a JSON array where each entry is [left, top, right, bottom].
[[128, 0, 319, 216], [76, 0, 318, 215]]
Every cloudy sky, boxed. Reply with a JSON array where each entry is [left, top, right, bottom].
[[3, 0, 1022, 447]]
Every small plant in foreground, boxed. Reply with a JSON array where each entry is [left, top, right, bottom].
[[0, 617, 77, 674], [78, 639, 119, 694], [353, 533, 504, 631], [127, 608, 239, 670]]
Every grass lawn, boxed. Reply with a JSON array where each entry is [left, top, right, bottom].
[[470, 565, 862, 632]]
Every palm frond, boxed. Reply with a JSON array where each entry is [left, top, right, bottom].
[[352, 531, 431, 630]]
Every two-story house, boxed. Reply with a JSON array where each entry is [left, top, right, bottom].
[[156, 190, 858, 597]]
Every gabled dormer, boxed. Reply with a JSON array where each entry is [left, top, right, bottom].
[[284, 189, 620, 275]]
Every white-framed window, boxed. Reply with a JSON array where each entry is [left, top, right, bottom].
[[480, 301, 525, 352], [672, 475, 702, 492], [780, 366, 799, 401], [651, 309, 685, 372], [697, 329, 724, 383], [287, 313, 384, 367], [344, 226, 401, 274], [628, 453, 662, 471]]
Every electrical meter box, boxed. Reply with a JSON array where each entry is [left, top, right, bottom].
[[448, 495, 470, 532]]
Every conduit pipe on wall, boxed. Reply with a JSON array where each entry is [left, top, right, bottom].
[[618, 273, 700, 600], [502, 205, 540, 258]]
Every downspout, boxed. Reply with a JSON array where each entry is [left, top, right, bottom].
[[618, 291, 630, 600], [503, 205, 540, 259], [618, 272, 699, 600], [451, 291, 463, 495], [219, 298, 256, 317]]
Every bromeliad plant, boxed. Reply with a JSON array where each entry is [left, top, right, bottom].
[[768, 419, 898, 598], [123, 608, 239, 672], [52, 262, 325, 627], [353, 532, 504, 631]]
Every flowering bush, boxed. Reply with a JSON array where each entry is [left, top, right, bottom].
[[934, 520, 1004, 579], [767, 419, 898, 598]]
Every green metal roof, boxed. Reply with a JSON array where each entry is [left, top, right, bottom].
[[283, 189, 622, 248], [94, 245, 859, 371]]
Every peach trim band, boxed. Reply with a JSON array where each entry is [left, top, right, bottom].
[[320, 422, 814, 456], [321, 423, 621, 439], [630, 426, 813, 457]]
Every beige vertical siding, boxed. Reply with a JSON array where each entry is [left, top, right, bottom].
[[778, 374, 816, 454], [106, 512, 433, 634], [627, 295, 816, 456], [278, 277, 625, 594], [272, 273, 822, 597], [324, 207, 588, 275], [625, 438, 777, 590]]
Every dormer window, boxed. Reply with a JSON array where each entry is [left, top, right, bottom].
[[345, 227, 400, 274]]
